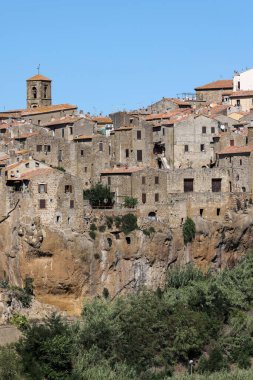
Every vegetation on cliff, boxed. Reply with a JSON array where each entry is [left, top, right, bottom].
[[3, 252, 253, 379]]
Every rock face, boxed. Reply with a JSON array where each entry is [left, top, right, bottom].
[[1, 205, 253, 315]]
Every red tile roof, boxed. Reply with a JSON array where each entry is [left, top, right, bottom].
[[41, 116, 81, 127], [92, 116, 113, 124], [101, 166, 143, 174], [195, 80, 233, 91], [230, 91, 253, 98], [27, 74, 51, 81], [21, 104, 77, 116], [13, 132, 39, 139], [145, 109, 190, 121], [218, 144, 253, 155], [73, 134, 94, 140]]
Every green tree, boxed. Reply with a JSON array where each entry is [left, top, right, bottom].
[[183, 217, 196, 244], [83, 183, 114, 208]]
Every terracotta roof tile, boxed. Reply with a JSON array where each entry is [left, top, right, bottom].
[[41, 116, 81, 127], [195, 80, 233, 91], [92, 116, 113, 124], [145, 109, 190, 121], [27, 74, 51, 81], [21, 104, 77, 116], [218, 144, 253, 155], [230, 91, 253, 98], [13, 132, 39, 139]]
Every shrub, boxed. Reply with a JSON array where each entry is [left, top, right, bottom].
[[84, 183, 114, 208], [114, 216, 122, 228], [106, 216, 113, 229], [99, 225, 106, 233], [89, 231, 96, 240], [123, 197, 138, 209], [0, 278, 9, 288], [10, 313, 29, 331], [183, 217, 196, 244], [90, 223, 97, 231], [121, 214, 138, 235], [24, 277, 34, 296], [143, 227, 156, 236]]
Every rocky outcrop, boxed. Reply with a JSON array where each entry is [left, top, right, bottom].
[[1, 205, 253, 316]]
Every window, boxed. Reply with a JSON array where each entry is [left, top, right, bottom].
[[39, 199, 46, 209], [84, 167, 87, 173], [217, 208, 220, 216], [70, 200, 74, 209], [56, 215, 60, 223], [200, 144, 205, 152], [200, 208, 204, 216], [236, 174, 239, 181], [155, 176, 159, 184], [125, 149, 129, 158], [36, 145, 42, 152], [202, 126, 206, 134], [65, 185, 73, 193], [237, 99, 241, 107], [69, 127, 73, 135], [163, 128, 165, 136], [126, 237, 131, 244], [44, 145, 51, 152], [38, 184, 47, 193], [99, 142, 103, 151], [129, 118, 133, 124], [35, 162, 39, 167], [58, 150, 63, 162], [211, 127, 215, 133], [184, 145, 189, 152], [61, 129, 65, 138], [38, 120, 41, 125], [212, 178, 222, 192], [137, 150, 142, 162], [142, 176, 146, 185], [137, 130, 142, 140], [142, 193, 146, 204], [230, 140, 234, 146], [238, 81, 240, 90], [184, 178, 194, 192], [32, 86, 37, 99], [155, 193, 159, 202], [25, 163, 29, 168], [109, 145, 111, 155], [43, 85, 47, 98], [81, 150, 84, 156], [108, 176, 111, 186], [240, 159, 242, 166]]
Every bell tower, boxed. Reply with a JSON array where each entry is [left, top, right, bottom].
[[26, 73, 52, 109]]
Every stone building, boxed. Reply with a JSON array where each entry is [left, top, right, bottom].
[[26, 74, 52, 109], [195, 80, 233, 103]]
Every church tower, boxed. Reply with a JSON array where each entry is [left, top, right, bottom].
[[26, 74, 52, 109]]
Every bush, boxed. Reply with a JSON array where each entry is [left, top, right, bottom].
[[89, 231, 96, 240], [10, 313, 29, 331], [84, 183, 114, 208], [121, 214, 138, 235], [123, 197, 138, 209], [99, 225, 106, 233], [90, 223, 97, 231], [143, 227, 156, 236], [106, 216, 113, 229], [114, 216, 122, 228], [0, 346, 23, 380], [183, 217, 196, 244]]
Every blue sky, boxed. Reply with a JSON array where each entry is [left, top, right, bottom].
[[1, 0, 253, 114]]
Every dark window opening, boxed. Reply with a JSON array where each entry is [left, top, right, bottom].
[[230, 140, 234, 146], [61, 129, 65, 138], [129, 118, 133, 124], [81, 150, 84, 156], [126, 237, 131, 245], [43, 85, 47, 98], [142, 176, 146, 185], [240, 159, 242, 165], [32, 86, 37, 99], [237, 99, 241, 107], [137, 130, 142, 140], [155, 193, 159, 202], [142, 193, 146, 204], [148, 212, 157, 221], [155, 176, 159, 184], [184, 145, 189, 152], [200, 208, 204, 216], [39, 199, 46, 209], [212, 178, 222, 192], [200, 144, 205, 152], [202, 126, 206, 134], [211, 127, 215, 133], [107, 237, 112, 247], [184, 178, 194, 192], [108, 176, 111, 186], [242, 186, 246, 192], [99, 142, 103, 151], [137, 150, 142, 162], [125, 149, 129, 158], [70, 200, 74, 209], [163, 128, 165, 136], [69, 127, 73, 135], [44, 145, 51, 153], [37, 145, 42, 152], [56, 215, 60, 223], [84, 167, 87, 173], [65, 185, 73, 193], [58, 150, 63, 162], [217, 208, 220, 216]]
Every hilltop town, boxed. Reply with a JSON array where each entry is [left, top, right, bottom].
[[1, 69, 253, 315]]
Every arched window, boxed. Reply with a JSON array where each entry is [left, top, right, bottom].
[[148, 212, 157, 221], [44, 85, 47, 98], [32, 86, 37, 99]]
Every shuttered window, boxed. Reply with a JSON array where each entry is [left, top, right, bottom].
[[212, 178, 222, 192], [39, 199, 46, 209], [184, 179, 194, 192]]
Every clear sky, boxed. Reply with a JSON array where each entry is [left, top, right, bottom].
[[1, 0, 253, 114]]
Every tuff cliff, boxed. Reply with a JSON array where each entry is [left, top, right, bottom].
[[0, 202, 253, 316]]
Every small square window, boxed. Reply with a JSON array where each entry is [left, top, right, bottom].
[[230, 140, 234, 146], [211, 127, 215, 133], [65, 185, 72, 193], [36, 145, 42, 152], [184, 145, 189, 152]]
